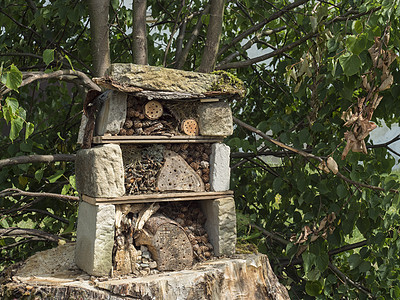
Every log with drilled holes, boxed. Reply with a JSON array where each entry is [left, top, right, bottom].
[[134, 213, 193, 271]]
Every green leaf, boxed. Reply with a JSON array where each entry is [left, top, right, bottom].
[[352, 20, 363, 33], [256, 121, 269, 132], [359, 261, 371, 273], [5, 64, 22, 91], [338, 53, 362, 76], [348, 253, 362, 269], [336, 184, 347, 198], [43, 49, 55, 66], [305, 281, 323, 296], [35, 169, 44, 182], [25, 122, 34, 140], [5, 97, 19, 114], [47, 170, 65, 183], [10, 117, 24, 141]]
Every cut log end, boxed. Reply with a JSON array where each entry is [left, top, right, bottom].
[[181, 119, 199, 136], [144, 100, 163, 120]]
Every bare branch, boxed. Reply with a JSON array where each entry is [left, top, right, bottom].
[[328, 240, 367, 256], [233, 117, 323, 162], [1, 70, 100, 97], [0, 154, 75, 169], [217, 0, 309, 57], [250, 223, 289, 246], [15, 208, 70, 224], [328, 262, 374, 298], [217, 32, 315, 70], [198, 0, 225, 73], [0, 227, 63, 243], [217, 26, 287, 67], [133, 0, 148, 65], [0, 188, 79, 202], [233, 117, 397, 194]]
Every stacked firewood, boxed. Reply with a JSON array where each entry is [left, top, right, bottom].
[[119, 96, 178, 136], [159, 201, 214, 262], [166, 143, 212, 191]]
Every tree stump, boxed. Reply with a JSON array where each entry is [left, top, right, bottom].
[[135, 213, 193, 271]]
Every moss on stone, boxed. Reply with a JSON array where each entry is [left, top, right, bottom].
[[211, 70, 245, 98]]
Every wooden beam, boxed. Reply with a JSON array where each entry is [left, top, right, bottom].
[[82, 191, 234, 205], [92, 135, 224, 144]]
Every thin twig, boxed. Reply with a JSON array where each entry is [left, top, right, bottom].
[[0, 227, 63, 243], [250, 223, 289, 246], [0, 154, 76, 169], [0, 188, 79, 202]]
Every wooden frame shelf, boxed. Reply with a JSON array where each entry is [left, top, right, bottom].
[[82, 191, 234, 205], [92, 135, 224, 144]]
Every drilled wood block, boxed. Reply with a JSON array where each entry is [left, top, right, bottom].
[[135, 214, 193, 271], [156, 150, 204, 192], [144, 100, 163, 120]]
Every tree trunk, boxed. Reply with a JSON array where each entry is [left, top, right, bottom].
[[198, 0, 225, 73], [133, 0, 148, 64], [88, 0, 111, 76]]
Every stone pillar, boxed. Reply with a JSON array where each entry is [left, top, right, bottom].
[[200, 197, 236, 256], [209, 143, 231, 192], [75, 144, 125, 198], [75, 201, 115, 276]]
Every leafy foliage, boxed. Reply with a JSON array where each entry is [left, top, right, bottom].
[[1, 0, 400, 298]]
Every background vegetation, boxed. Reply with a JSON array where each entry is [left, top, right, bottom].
[[1, 0, 400, 298]]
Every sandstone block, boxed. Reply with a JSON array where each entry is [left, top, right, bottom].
[[209, 143, 231, 192], [197, 102, 233, 136], [95, 91, 127, 136], [75, 144, 125, 198], [75, 202, 115, 276], [200, 197, 236, 256]]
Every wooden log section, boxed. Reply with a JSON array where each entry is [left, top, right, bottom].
[[144, 100, 163, 120], [135, 213, 193, 271], [81, 191, 233, 205]]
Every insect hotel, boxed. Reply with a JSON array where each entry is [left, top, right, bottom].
[[74, 64, 244, 276]]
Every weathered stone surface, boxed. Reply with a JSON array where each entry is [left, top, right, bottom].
[[95, 91, 127, 136], [75, 144, 125, 198], [198, 102, 233, 136], [1, 244, 290, 300], [75, 202, 115, 276], [210, 143, 231, 192], [200, 197, 236, 256], [103, 64, 245, 97]]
